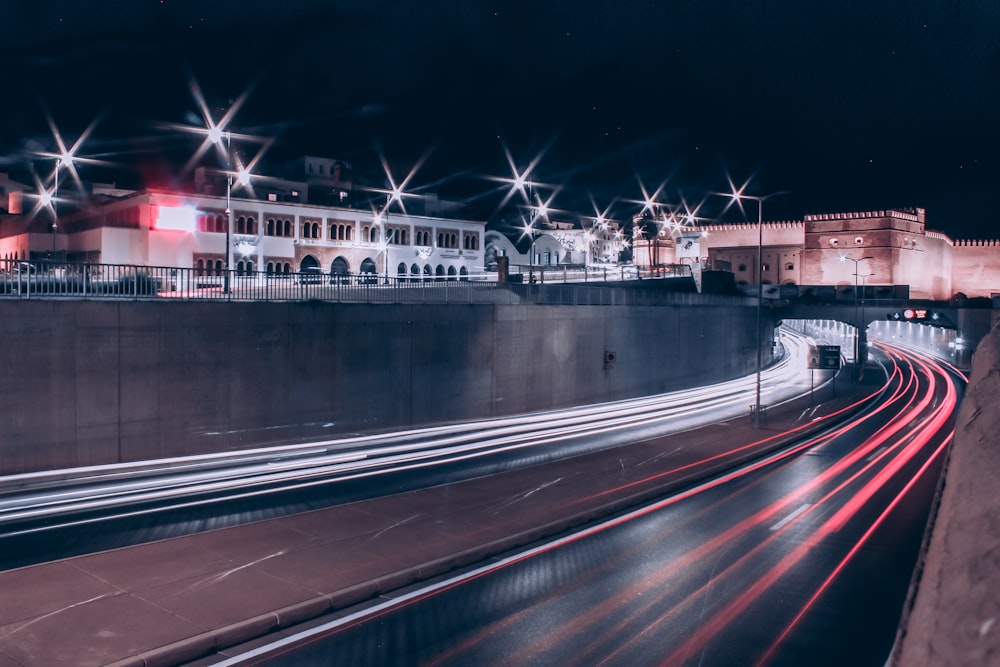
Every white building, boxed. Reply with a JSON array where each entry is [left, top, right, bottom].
[[0, 181, 486, 281]]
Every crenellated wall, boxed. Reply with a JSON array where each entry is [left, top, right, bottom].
[[951, 240, 1000, 297], [696, 207, 997, 299]]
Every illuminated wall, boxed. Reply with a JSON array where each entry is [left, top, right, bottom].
[[952, 240, 1000, 298]]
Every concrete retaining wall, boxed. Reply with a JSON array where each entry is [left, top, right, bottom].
[[0, 300, 767, 474]]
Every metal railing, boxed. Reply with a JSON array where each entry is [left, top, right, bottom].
[[0, 259, 752, 307]]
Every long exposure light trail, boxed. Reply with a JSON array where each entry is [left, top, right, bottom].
[[0, 330, 827, 532], [223, 340, 963, 666]]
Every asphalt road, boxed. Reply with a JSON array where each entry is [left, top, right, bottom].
[[230, 342, 964, 667], [0, 331, 819, 571]]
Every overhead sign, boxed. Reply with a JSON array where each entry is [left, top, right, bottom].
[[808, 345, 841, 370]]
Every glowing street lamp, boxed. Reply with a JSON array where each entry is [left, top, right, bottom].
[[209, 128, 235, 293], [716, 178, 788, 428], [34, 114, 103, 260]]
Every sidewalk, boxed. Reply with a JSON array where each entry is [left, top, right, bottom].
[[0, 381, 875, 667]]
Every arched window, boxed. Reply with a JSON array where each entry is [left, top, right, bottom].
[[215, 259, 224, 275], [435, 265, 445, 281], [247, 217, 256, 235], [370, 227, 379, 243], [447, 266, 457, 281], [397, 262, 407, 277], [423, 264, 432, 280], [345, 225, 353, 241], [246, 261, 254, 275], [266, 262, 274, 275], [410, 263, 420, 279], [283, 220, 291, 237], [331, 256, 350, 278], [237, 216, 246, 234], [459, 266, 469, 281], [195, 259, 205, 276]]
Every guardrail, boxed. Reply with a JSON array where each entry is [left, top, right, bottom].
[[0, 260, 751, 307]]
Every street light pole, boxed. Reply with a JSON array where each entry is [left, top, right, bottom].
[[755, 198, 763, 426], [383, 198, 391, 284], [716, 186, 787, 428], [51, 159, 59, 253], [223, 130, 233, 294], [840, 254, 874, 381]]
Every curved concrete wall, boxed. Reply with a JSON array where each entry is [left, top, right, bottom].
[[0, 300, 769, 474]]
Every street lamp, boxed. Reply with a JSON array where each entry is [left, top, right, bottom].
[[36, 152, 74, 259], [718, 183, 787, 428], [840, 254, 874, 380], [525, 195, 547, 283], [522, 220, 539, 284], [379, 186, 403, 284], [208, 128, 235, 293]]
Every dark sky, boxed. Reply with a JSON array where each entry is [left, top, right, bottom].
[[2, 0, 998, 237]]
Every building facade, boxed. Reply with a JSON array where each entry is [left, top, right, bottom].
[[0, 186, 486, 281], [696, 208, 998, 299]]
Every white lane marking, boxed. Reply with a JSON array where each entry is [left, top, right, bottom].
[[867, 446, 888, 462], [770, 503, 811, 531]]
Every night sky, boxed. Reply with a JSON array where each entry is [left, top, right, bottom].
[[1, 1, 998, 237]]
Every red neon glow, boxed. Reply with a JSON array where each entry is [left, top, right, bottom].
[[153, 205, 197, 232]]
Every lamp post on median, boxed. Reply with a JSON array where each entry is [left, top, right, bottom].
[[718, 184, 787, 428], [840, 254, 874, 381]]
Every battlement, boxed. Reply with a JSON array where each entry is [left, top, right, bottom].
[[803, 208, 925, 223], [953, 239, 1000, 248], [924, 231, 955, 244], [700, 221, 804, 232]]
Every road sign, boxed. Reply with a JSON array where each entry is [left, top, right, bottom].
[[808, 345, 841, 370]]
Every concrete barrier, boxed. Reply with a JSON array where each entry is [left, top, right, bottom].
[[0, 300, 769, 474]]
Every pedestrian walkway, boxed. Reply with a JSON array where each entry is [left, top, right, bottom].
[[0, 381, 876, 667]]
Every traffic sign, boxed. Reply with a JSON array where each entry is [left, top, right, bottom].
[[808, 345, 841, 370]]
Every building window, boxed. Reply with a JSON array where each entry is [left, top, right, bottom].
[[738, 264, 747, 272], [785, 262, 795, 271]]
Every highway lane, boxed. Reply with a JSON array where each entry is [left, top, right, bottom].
[[224, 342, 965, 667], [0, 329, 832, 570]]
